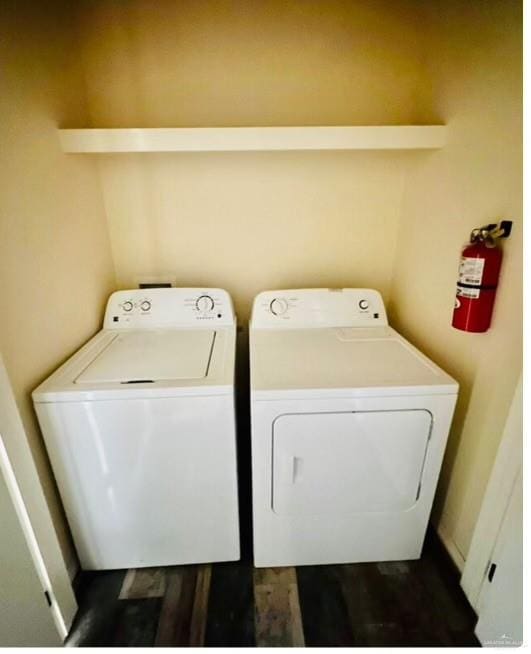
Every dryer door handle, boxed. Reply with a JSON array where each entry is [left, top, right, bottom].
[[290, 456, 303, 484]]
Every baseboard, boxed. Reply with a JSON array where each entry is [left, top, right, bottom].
[[434, 520, 466, 573], [66, 551, 80, 582]]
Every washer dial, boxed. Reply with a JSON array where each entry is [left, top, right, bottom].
[[122, 301, 133, 312], [196, 295, 215, 313], [358, 299, 370, 311], [270, 298, 289, 316], [140, 300, 151, 312]]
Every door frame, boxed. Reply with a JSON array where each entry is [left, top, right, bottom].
[[460, 374, 522, 610], [0, 354, 77, 639], [0, 434, 66, 640]]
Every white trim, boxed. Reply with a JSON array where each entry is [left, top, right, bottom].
[[435, 520, 466, 572], [58, 125, 447, 153], [460, 375, 522, 610], [66, 556, 79, 582], [0, 356, 78, 635], [0, 436, 67, 639]]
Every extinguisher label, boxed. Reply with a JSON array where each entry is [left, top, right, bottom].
[[456, 286, 480, 299], [458, 257, 485, 286]]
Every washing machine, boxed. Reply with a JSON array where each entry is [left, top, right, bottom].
[[33, 288, 240, 570], [249, 288, 458, 567]]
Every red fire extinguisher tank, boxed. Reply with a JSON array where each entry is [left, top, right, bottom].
[[452, 239, 502, 333]]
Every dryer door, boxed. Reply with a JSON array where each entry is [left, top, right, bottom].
[[272, 410, 432, 516]]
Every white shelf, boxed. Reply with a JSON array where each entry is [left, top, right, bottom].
[[58, 126, 447, 153]]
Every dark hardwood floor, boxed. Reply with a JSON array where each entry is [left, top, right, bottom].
[[66, 529, 479, 647], [65, 352, 479, 647]]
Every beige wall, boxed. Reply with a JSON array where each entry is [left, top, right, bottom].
[[389, 0, 522, 566], [97, 151, 414, 319], [76, 0, 434, 320], [76, 0, 432, 128], [0, 1, 116, 572]]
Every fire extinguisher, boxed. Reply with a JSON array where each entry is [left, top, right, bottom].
[[452, 221, 512, 333]]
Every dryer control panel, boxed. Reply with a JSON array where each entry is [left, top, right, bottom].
[[104, 288, 235, 329], [251, 289, 388, 329]]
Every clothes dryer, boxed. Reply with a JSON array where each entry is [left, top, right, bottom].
[[249, 289, 457, 567]]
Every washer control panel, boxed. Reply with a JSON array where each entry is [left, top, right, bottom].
[[251, 289, 388, 328], [104, 288, 235, 329]]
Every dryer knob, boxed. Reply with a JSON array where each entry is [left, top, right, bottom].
[[359, 299, 370, 311], [270, 298, 289, 316], [123, 301, 133, 312], [196, 295, 215, 313], [140, 300, 151, 312]]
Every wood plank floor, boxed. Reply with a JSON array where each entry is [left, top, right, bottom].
[[66, 530, 479, 647]]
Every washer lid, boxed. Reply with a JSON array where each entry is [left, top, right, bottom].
[[75, 329, 215, 384]]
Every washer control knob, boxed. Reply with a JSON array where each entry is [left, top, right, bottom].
[[359, 299, 370, 311], [140, 300, 151, 312], [123, 301, 133, 312], [270, 298, 289, 316], [196, 295, 215, 313]]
